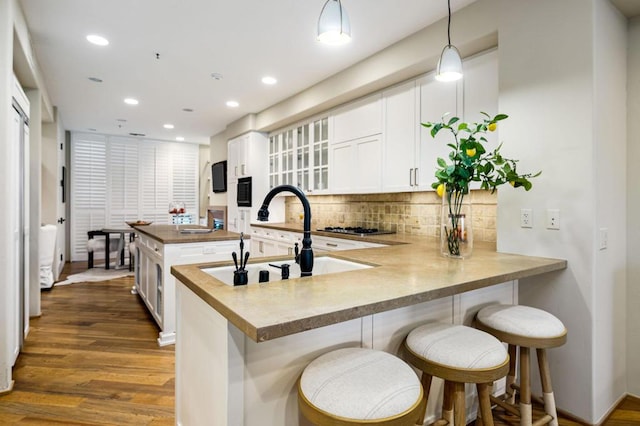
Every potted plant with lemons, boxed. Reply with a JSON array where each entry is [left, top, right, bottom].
[[422, 112, 540, 258]]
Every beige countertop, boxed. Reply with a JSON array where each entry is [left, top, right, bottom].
[[171, 224, 567, 343], [134, 224, 245, 244]]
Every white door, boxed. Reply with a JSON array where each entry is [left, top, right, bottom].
[[55, 132, 67, 278]]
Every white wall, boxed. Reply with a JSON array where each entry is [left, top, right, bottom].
[[497, 0, 628, 422], [0, 0, 16, 392], [627, 16, 640, 398], [26, 88, 41, 317], [593, 0, 627, 417]]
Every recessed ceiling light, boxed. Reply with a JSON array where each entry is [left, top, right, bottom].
[[88, 77, 103, 83], [86, 34, 109, 46], [163, 124, 175, 129], [262, 76, 277, 85], [176, 136, 185, 142], [211, 73, 223, 80], [116, 118, 127, 122], [226, 100, 239, 108], [88, 128, 97, 131], [124, 98, 139, 105], [182, 108, 194, 112]]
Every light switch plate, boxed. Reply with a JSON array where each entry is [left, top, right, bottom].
[[599, 228, 608, 250], [546, 209, 560, 230]]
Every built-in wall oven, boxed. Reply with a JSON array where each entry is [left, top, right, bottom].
[[237, 177, 252, 207]]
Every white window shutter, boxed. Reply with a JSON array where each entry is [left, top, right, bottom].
[[70, 134, 201, 260]]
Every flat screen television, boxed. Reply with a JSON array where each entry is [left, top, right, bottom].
[[211, 160, 227, 193]]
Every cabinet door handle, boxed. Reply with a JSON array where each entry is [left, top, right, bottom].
[[326, 242, 339, 247], [241, 164, 246, 175], [409, 168, 414, 186], [234, 166, 238, 177], [259, 241, 264, 253], [414, 168, 419, 187]]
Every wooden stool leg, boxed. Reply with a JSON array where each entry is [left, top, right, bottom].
[[442, 380, 454, 425], [417, 373, 432, 425], [476, 383, 494, 426], [537, 348, 559, 426], [452, 382, 466, 426], [519, 347, 532, 426], [506, 344, 517, 404]]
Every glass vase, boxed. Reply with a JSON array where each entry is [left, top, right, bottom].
[[440, 191, 473, 259]]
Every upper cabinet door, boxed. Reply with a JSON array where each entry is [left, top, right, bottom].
[[382, 81, 419, 192], [418, 72, 460, 189], [332, 94, 382, 143], [462, 49, 499, 147]]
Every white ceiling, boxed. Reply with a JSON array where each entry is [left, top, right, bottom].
[[18, 0, 478, 144]]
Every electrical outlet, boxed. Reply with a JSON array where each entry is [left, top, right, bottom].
[[520, 208, 533, 228], [546, 209, 560, 230], [599, 228, 608, 250]]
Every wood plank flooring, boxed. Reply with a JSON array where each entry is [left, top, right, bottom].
[[0, 262, 639, 425], [0, 262, 174, 425]]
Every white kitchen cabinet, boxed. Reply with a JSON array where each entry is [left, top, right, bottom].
[[227, 132, 282, 234], [330, 134, 382, 194], [381, 80, 421, 192], [250, 227, 299, 258], [332, 93, 382, 143], [134, 229, 243, 346], [268, 117, 329, 194], [227, 134, 250, 182], [313, 235, 384, 252], [418, 49, 498, 190], [417, 71, 461, 189]]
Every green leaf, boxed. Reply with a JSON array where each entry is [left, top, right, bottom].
[[445, 165, 456, 175], [421, 122, 433, 128], [458, 122, 468, 131], [494, 114, 509, 121], [437, 157, 447, 167], [447, 116, 460, 126]]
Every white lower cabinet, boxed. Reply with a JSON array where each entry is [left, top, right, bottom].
[[175, 279, 516, 426], [134, 233, 242, 346], [250, 227, 385, 258]]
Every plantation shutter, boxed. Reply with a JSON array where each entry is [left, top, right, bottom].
[[70, 135, 107, 260], [70, 133, 200, 261]]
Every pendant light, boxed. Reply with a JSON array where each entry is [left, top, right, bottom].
[[435, 0, 463, 82], [317, 0, 351, 45]]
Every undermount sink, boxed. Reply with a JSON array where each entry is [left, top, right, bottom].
[[202, 256, 373, 286]]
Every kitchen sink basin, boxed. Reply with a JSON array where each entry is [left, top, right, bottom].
[[202, 256, 373, 286]]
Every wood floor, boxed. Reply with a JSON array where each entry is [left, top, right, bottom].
[[0, 262, 638, 425], [0, 262, 174, 425]]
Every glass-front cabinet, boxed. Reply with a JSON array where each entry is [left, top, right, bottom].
[[269, 116, 328, 193]]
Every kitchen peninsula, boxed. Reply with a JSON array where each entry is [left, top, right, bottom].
[[132, 224, 246, 346], [171, 228, 566, 426]]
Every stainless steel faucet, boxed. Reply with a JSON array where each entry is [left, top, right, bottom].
[[257, 185, 314, 277]]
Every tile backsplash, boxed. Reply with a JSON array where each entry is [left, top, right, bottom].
[[284, 190, 497, 242]]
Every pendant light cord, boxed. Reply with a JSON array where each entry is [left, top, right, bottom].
[[447, 0, 452, 46], [338, 0, 344, 35]]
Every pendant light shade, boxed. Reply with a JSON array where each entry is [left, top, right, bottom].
[[435, 0, 462, 82], [317, 0, 351, 45], [435, 45, 463, 82]]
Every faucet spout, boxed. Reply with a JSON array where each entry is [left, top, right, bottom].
[[257, 185, 313, 277]]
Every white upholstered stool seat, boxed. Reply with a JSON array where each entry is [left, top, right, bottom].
[[298, 347, 424, 425], [474, 304, 567, 426], [403, 323, 509, 426]]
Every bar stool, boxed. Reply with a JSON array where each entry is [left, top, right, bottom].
[[402, 323, 509, 426], [298, 347, 425, 425], [474, 304, 567, 426]]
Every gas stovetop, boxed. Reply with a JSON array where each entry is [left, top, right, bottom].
[[317, 226, 396, 237]]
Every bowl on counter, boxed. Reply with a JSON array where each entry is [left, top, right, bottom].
[[126, 220, 153, 227]]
